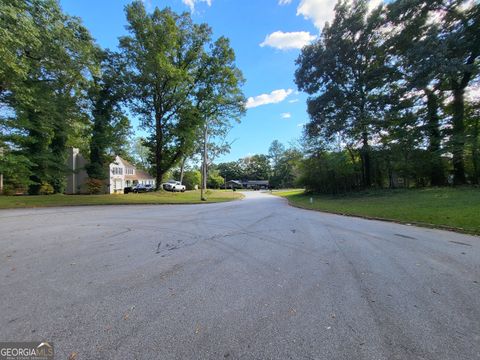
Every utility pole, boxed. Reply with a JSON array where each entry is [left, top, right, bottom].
[[201, 123, 208, 201]]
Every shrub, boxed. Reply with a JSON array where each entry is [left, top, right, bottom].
[[183, 170, 201, 190], [1, 184, 16, 196], [207, 171, 224, 189], [39, 182, 54, 195], [86, 178, 105, 194]]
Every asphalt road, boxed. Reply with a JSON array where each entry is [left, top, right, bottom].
[[0, 191, 479, 360]]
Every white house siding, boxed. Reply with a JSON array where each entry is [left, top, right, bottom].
[[108, 156, 156, 193], [109, 156, 127, 194]]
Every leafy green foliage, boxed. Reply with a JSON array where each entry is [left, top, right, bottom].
[[131, 137, 151, 171], [1, 0, 97, 194], [182, 170, 201, 190], [216, 161, 244, 181], [0, 150, 32, 192], [87, 50, 132, 180], [119, 2, 244, 191], [207, 170, 224, 189], [86, 178, 105, 195], [386, 0, 480, 185], [465, 103, 480, 184], [215, 143, 302, 188], [272, 149, 303, 189], [294, 0, 479, 192], [295, 0, 397, 187], [239, 155, 271, 180], [267, 140, 302, 188], [119, 3, 209, 188], [38, 182, 54, 195], [299, 151, 359, 194]]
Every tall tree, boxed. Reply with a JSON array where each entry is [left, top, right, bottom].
[[385, 1, 446, 185], [268, 140, 286, 170], [194, 36, 245, 199], [440, 1, 480, 184], [119, 2, 212, 189], [1, 0, 97, 194], [387, 0, 480, 185], [217, 161, 243, 182], [295, 0, 395, 187], [465, 101, 480, 184], [0, 0, 41, 101], [268, 140, 286, 188], [87, 51, 131, 181], [240, 155, 271, 180], [274, 148, 303, 188]]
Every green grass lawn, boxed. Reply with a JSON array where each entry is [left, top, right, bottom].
[[0, 190, 243, 209], [275, 187, 480, 235]]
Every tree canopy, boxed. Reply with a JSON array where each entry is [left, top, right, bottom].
[[0, 0, 244, 195], [295, 0, 480, 192], [1, 0, 98, 194], [119, 2, 244, 190]]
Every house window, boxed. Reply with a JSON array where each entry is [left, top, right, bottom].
[[112, 167, 123, 175], [126, 168, 134, 175]]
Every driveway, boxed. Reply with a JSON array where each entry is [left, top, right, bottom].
[[0, 191, 479, 359]]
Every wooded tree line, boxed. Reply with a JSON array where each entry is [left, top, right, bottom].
[[0, 0, 244, 194], [213, 140, 302, 188], [295, 0, 480, 193]]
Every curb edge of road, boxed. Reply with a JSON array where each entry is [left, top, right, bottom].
[[274, 195, 479, 238], [0, 193, 245, 211]]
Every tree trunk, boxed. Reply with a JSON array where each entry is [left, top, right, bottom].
[[361, 131, 371, 187], [200, 123, 208, 201], [425, 90, 445, 186], [155, 157, 163, 191], [27, 111, 44, 195], [472, 117, 480, 184], [51, 122, 68, 194], [451, 86, 467, 185], [155, 113, 164, 190], [388, 162, 394, 189]]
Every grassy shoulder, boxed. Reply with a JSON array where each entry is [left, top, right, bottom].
[[274, 187, 480, 235], [0, 190, 243, 209]]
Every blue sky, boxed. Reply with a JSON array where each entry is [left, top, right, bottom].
[[60, 0, 343, 162]]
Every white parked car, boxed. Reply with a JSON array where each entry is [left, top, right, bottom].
[[163, 180, 186, 192]]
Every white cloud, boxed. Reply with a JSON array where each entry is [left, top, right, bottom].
[[281, 112, 292, 119], [289, 99, 299, 103], [246, 89, 294, 109], [297, 0, 337, 30], [297, 0, 384, 30], [279, 0, 293, 5], [297, 122, 306, 127], [182, 0, 212, 12], [260, 31, 316, 50]]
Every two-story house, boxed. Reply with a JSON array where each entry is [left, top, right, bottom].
[[66, 148, 155, 194], [109, 156, 155, 193]]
